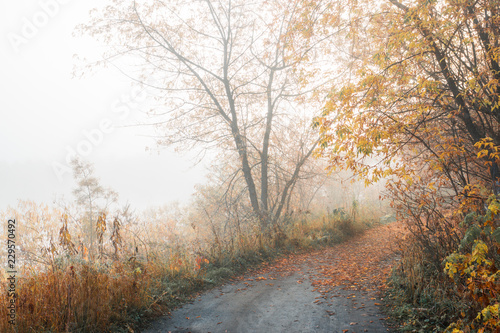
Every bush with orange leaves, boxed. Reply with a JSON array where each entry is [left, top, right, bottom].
[[444, 194, 500, 333]]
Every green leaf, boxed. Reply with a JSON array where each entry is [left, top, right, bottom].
[[491, 228, 500, 244], [461, 212, 476, 228], [460, 224, 481, 250]]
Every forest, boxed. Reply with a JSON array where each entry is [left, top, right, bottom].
[[3, 0, 500, 332]]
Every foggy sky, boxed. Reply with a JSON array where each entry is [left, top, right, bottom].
[[0, 0, 206, 211]]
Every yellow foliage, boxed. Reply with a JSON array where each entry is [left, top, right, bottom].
[[444, 200, 500, 332]]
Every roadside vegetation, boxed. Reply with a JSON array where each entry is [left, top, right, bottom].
[[0, 159, 385, 333]]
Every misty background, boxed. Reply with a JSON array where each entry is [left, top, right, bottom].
[[0, 0, 207, 211]]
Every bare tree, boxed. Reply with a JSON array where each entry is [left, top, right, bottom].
[[80, 0, 333, 230]]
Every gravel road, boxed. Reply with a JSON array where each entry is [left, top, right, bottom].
[[142, 254, 393, 333]]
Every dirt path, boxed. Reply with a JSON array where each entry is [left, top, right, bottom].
[[143, 222, 405, 333]]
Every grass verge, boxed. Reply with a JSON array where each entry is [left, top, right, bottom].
[[0, 213, 370, 333]]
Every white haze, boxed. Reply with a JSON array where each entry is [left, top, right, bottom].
[[0, 0, 206, 211]]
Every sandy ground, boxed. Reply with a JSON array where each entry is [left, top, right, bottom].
[[142, 245, 395, 333]]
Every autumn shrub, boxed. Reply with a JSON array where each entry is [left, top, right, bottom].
[[335, 215, 358, 238], [385, 194, 500, 333], [442, 195, 500, 333], [386, 236, 466, 332], [385, 210, 470, 332], [282, 210, 369, 249]]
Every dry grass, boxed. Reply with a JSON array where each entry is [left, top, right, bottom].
[[386, 234, 467, 332], [0, 210, 372, 333]]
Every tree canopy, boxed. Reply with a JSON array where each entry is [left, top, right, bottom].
[[311, 0, 500, 211]]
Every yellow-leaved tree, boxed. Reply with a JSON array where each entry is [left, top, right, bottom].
[[295, 0, 500, 330]]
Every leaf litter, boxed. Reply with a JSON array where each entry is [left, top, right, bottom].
[[171, 222, 405, 332]]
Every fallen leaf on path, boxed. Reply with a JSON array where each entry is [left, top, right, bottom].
[[187, 222, 406, 332]]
